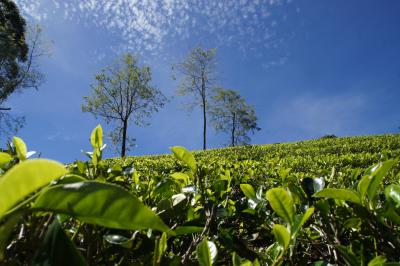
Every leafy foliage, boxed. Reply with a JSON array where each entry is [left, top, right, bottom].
[[210, 88, 260, 146], [82, 54, 167, 157]]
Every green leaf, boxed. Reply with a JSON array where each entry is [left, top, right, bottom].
[[292, 207, 314, 236], [13, 137, 27, 161], [32, 220, 87, 266], [232, 252, 253, 266], [359, 160, 397, 209], [90, 124, 103, 149], [170, 146, 197, 172], [336, 245, 360, 266], [159, 232, 167, 256], [368, 256, 387, 266], [232, 252, 242, 266], [0, 211, 22, 262], [174, 226, 204, 235], [385, 184, 400, 208], [171, 172, 191, 184], [0, 152, 13, 166], [266, 188, 295, 225], [252, 259, 261, 266], [313, 188, 361, 205], [265, 242, 281, 263], [104, 234, 133, 248], [33, 181, 173, 234], [197, 239, 217, 266], [153, 232, 168, 265], [311, 261, 335, 266], [56, 174, 87, 185], [0, 159, 67, 219], [272, 224, 290, 250], [343, 218, 362, 230], [240, 184, 257, 199], [383, 206, 400, 224]]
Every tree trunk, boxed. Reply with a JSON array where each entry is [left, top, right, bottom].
[[121, 119, 128, 157], [202, 96, 206, 150], [231, 112, 236, 147], [201, 76, 207, 150]]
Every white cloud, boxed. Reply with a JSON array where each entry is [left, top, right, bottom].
[[14, 0, 294, 59]]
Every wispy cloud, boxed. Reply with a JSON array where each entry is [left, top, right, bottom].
[[44, 131, 77, 142], [270, 93, 367, 135], [15, 0, 295, 59]]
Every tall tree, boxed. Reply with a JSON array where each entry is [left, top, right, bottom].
[[0, 0, 48, 137], [175, 47, 217, 150], [210, 88, 260, 146], [82, 54, 167, 157], [0, 1, 46, 105]]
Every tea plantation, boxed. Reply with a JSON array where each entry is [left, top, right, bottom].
[[1, 128, 400, 265]]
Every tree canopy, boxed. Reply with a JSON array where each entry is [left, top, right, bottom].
[[0, 1, 47, 138], [0, 0, 44, 104], [82, 54, 167, 157], [210, 88, 260, 146]]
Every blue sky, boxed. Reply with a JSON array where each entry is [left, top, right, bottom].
[[7, 0, 400, 162]]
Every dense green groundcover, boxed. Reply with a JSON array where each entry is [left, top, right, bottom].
[[0, 127, 400, 265]]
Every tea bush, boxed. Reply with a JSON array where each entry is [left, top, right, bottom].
[[1, 127, 400, 265]]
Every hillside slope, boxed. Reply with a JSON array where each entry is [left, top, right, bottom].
[[100, 134, 400, 264], [108, 134, 400, 181]]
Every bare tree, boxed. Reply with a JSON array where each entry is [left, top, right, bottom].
[[174, 47, 217, 150]]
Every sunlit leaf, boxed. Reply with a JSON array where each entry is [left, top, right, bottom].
[[292, 207, 314, 236], [197, 239, 217, 266], [368, 255, 387, 266], [90, 124, 103, 149], [385, 184, 400, 208], [272, 224, 290, 250], [153, 232, 168, 265], [0, 152, 12, 166], [240, 184, 257, 199], [366, 160, 396, 209], [170, 146, 197, 172], [13, 137, 27, 161], [313, 188, 361, 205], [0, 159, 67, 219], [266, 188, 295, 225], [33, 181, 173, 234], [171, 172, 190, 184]]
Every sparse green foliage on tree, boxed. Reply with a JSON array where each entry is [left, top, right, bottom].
[[210, 88, 260, 146], [175, 47, 217, 150], [82, 54, 167, 157]]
